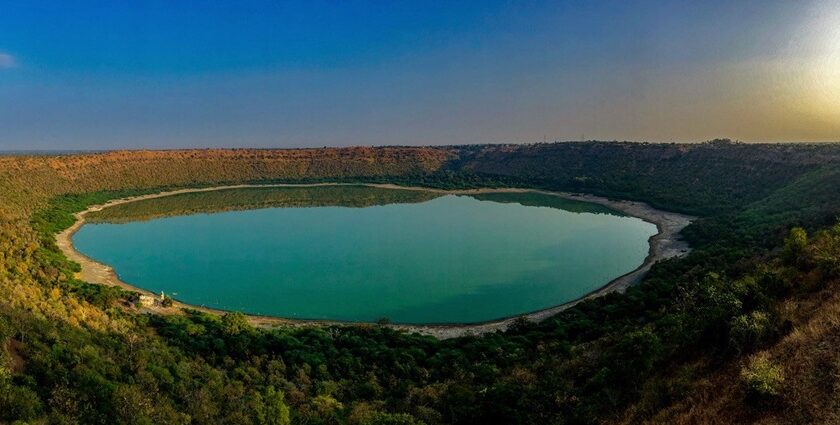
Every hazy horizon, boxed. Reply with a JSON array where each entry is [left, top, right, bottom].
[[3, 138, 840, 155], [2, 1, 840, 150]]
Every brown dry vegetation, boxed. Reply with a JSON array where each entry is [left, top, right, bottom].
[[0, 147, 454, 219], [611, 276, 840, 425]]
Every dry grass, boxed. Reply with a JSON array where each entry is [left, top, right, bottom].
[[0, 147, 454, 219], [612, 279, 840, 425]]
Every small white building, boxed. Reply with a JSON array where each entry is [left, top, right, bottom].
[[138, 294, 157, 307]]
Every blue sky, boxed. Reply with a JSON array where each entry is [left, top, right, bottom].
[[1, 1, 839, 149]]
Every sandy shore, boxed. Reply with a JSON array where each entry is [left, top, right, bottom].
[[55, 183, 695, 339]]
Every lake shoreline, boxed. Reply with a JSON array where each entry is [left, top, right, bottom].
[[55, 183, 695, 339]]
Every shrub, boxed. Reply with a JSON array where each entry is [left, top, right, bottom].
[[349, 403, 425, 425], [729, 311, 772, 354], [809, 223, 840, 277], [365, 412, 424, 425], [0, 368, 43, 421], [782, 227, 808, 267], [740, 353, 784, 400], [221, 312, 249, 336]]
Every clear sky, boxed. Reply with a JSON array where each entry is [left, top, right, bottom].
[[1, 0, 839, 150]]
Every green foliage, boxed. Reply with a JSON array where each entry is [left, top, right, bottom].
[[260, 386, 291, 425], [783, 227, 808, 266], [729, 311, 773, 354], [362, 412, 425, 425], [741, 353, 784, 400], [85, 186, 441, 224], [221, 312, 249, 336], [67, 280, 132, 309], [452, 141, 838, 216], [0, 367, 43, 421], [30, 191, 150, 237], [808, 223, 840, 277]]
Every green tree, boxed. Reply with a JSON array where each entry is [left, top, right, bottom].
[[263, 386, 290, 425], [365, 412, 425, 425], [0, 367, 43, 422], [782, 227, 808, 267], [221, 312, 250, 336]]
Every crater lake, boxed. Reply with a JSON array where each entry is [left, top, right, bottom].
[[72, 186, 658, 323]]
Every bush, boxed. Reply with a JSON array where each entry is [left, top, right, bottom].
[[782, 227, 808, 267], [810, 223, 840, 277], [365, 412, 424, 425], [221, 312, 249, 336], [740, 353, 784, 400], [0, 368, 43, 422], [349, 403, 424, 425], [729, 311, 772, 354]]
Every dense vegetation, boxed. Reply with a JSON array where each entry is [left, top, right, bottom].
[[85, 185, 442, 224], [1, 140, 840, 424]]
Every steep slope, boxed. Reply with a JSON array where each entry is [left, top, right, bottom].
[[0, 147, 454, 219]]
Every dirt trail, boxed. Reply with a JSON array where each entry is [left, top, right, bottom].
[[55, 183, 695, 339]]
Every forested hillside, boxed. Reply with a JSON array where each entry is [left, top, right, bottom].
[[2, 141, 840, 424], [84, 186, 442, 224], [0, 147, 453, 219], [451, 141, 840, 215]]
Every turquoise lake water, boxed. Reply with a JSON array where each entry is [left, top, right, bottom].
[[72, 186, 657, 323]]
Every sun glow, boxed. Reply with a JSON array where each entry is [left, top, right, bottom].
[[806, 1, 840, 118]]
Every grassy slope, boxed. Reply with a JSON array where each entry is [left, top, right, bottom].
[[613, 235, 840, 425]]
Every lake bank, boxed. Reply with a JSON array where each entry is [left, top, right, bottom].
[[55, 183, 695, 338]]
